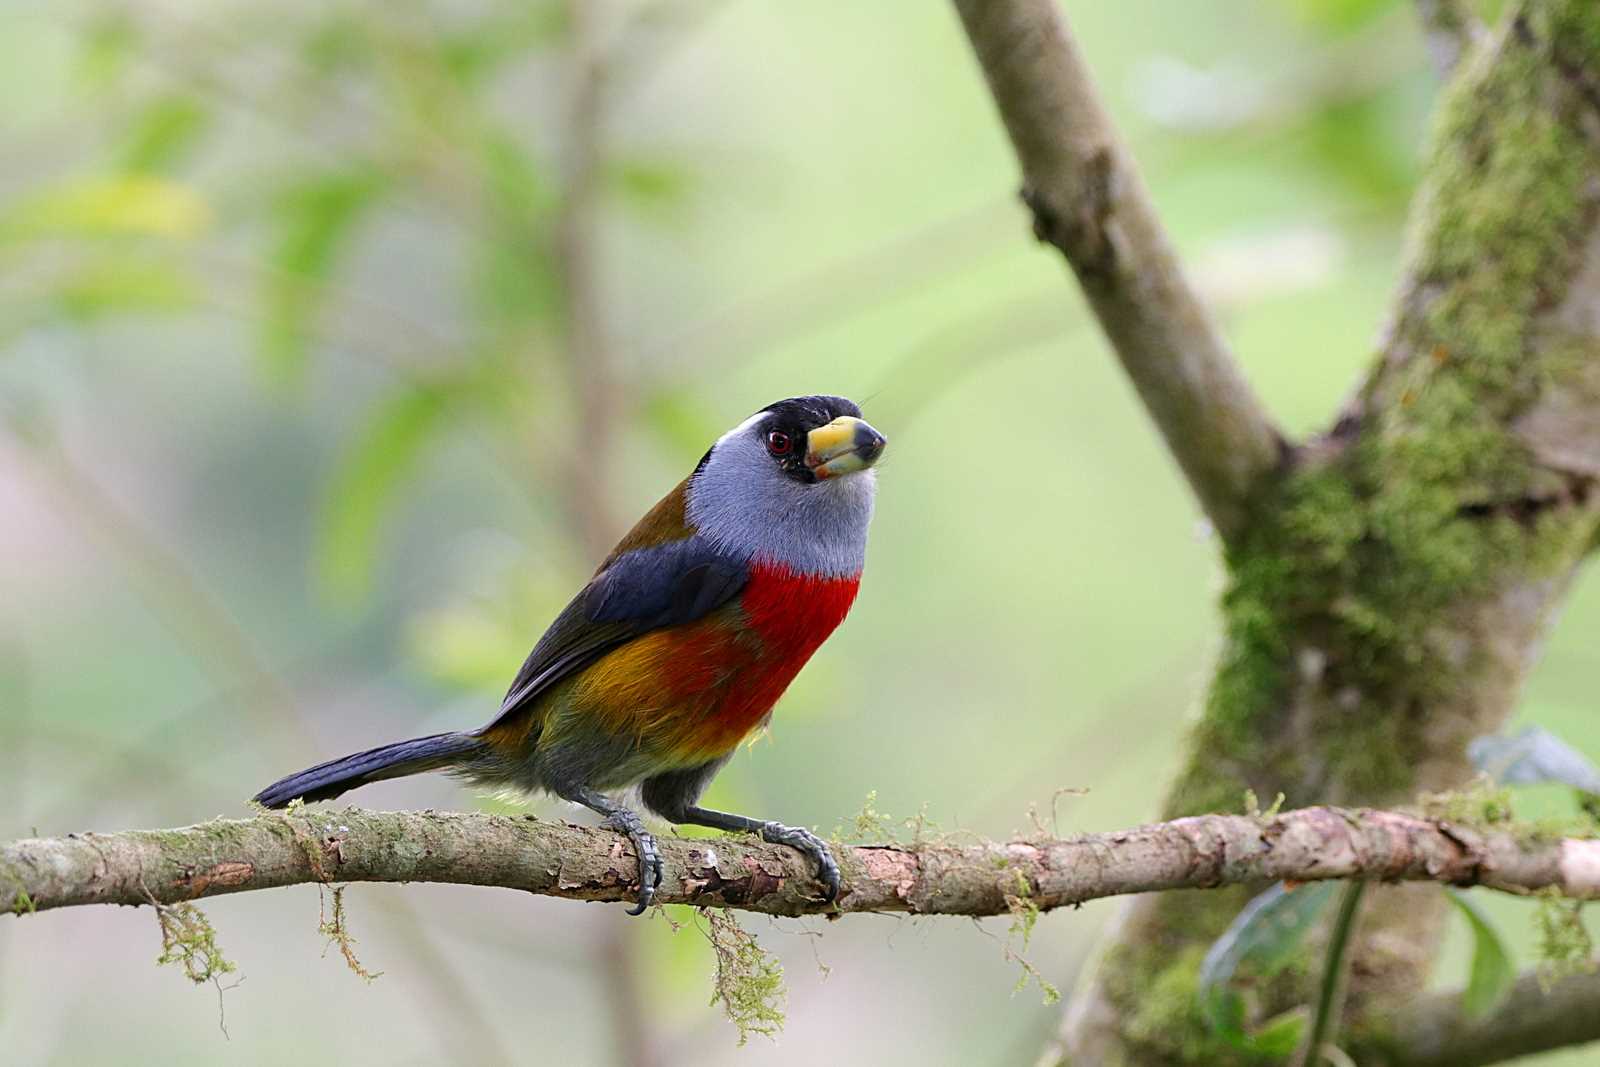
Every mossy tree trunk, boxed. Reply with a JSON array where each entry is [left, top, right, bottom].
[[1050, 4, 1600, 1063]]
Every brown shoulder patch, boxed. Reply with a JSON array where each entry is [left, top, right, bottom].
[[597, 477, 695, 572]]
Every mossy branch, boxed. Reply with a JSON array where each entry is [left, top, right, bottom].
[[4, 806, 1599, 920], [1031, 0, 1600, 1059], [949, 0, 1285, 543]]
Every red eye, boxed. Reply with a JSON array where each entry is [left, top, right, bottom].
[[766, 430, 792, 455]]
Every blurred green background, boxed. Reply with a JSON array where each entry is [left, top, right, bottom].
[[1, 1, 1595, 1063]]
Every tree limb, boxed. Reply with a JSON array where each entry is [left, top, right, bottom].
[[950, 0, 1285, 543], [1362, 960, 1600, 1066], [4, 805, 1598, 919]]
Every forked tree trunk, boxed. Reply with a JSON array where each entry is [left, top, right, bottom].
[[994, 3, 1600, 1063]]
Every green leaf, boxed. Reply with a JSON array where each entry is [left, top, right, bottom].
[[1197, 881, 1338, 1048], [1469, 726, 1600, 794], [53, 257, 195, 321], [439, 5, 568, 85], [1445, 888, 1515, 1020], [260, 168, 388, 385], [0, 176, 211, 243], [75, 11, 139, 89], [117, 96, 211, 174], [471, 134, 556, 328], [1284, 0, 1396, 31], [1249, 1007, 1308, 1057], [605, 157, 695, 221], [479, 132, 551, 220], [316, 384, 454, 604]]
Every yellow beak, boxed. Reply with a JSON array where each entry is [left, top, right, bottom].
[[805, 416, 888, 480]]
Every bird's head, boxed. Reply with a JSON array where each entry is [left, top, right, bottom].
[[686, 395, 887, 576]]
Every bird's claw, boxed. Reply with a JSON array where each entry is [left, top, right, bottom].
[[607, 812, 662, 915], [760, 821, 840, 903]]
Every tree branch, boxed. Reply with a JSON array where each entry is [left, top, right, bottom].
[[5, 806, 1598, 919], [1364, 960, 1600, 1066], [950, 0, 1285, 543]]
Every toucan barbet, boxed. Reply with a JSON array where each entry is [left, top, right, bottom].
[[254, 395, 887, 913]]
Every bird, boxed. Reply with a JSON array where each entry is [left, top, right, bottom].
[[254, 395, 887, 914]]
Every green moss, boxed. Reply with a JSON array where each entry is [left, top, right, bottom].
[[1579, 792, 1600, 831], [1, 860, 34, 916], [154, 900, 236, 985], [1192, 427, 1581, 812], [1004, 869, 1061, 1004], [1104, 884, 1347, 1066], [1419, 777, 1517, 826], [206, 817, 259, 846], [138, 828, 193, 849], [1106, 6, 1600, 1059], [1107, 940, 1247, 1065], [703, 909, 786, 1046], [1525, 812, 1600, 841], [1243, 790, 1286, 820], [1322, 701, 1413, 800], [319, 885, 382, 981], [1534, 889, 1594, 980], [830, 790, 896, 844]]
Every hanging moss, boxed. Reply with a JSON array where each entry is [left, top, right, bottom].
[[703, 909, 786, 1046], [1534, 890, 1594, 979], [1005, 868, 1062, 1004], [154, 901, 236, 985]]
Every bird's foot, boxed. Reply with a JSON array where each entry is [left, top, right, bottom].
[[759, 821, 840, 903], [606, 810, 662, 915]]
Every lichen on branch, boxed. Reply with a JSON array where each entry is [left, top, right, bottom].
[[3, 805, 1598, 922]]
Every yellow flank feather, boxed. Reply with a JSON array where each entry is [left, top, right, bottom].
[[561, 611, 768, 764]]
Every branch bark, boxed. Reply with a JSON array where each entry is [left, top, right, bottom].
[[1365, 960, 1600, 1067], [5, 806, 1599, 919], [950, 0, 1285, 543]]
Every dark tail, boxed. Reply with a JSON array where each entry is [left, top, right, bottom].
[[252, 731, 484, 808]]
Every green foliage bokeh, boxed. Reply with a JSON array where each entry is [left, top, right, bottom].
[[0, 1, 1595, 1063]]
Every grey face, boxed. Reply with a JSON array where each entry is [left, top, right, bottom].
[[685, 396, 887, 577]]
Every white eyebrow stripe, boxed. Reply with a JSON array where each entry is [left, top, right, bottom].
[[717, 409, 769, 447]]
